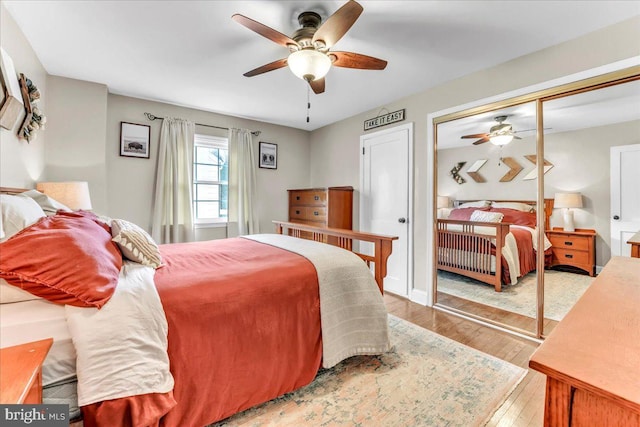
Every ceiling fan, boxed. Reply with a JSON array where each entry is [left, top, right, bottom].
[[232, 0, 387, 94], [460, 115, 526, 146]]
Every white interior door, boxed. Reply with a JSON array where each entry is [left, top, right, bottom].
[[360, 123, 412, 296], [610, 144, 640, 257]]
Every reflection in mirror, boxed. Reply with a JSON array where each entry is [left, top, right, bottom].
[[435, 101, 541, 334], [542, 79, 640, 336]]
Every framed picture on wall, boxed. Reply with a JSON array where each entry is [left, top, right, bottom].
[[120, 122, 150, 158], [259, 142, 277, 169]]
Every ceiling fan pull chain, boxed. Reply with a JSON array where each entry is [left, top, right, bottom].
[[307, 85, 311, 123]]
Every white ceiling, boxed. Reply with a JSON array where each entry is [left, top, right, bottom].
[[437, 79, 640, 149], [4, 1, 639, 131]]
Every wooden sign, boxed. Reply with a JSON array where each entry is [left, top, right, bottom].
[[364, 109, 405, 131]]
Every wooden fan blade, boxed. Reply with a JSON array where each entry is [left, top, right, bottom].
[[329, 51, 387, 70], [312, 0, 363, 48], [232, 14, 299, 49], [243, 58, 288, 77], [309, 78, 325, 94], [461, 133, 489, 139], [472, 137, 490, 145], [513, 135, 522, 140]]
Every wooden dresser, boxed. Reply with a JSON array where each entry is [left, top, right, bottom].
[[288, 186, 353, 245], [529, 256, 640, 427], [546, 228, 596, 276], [0, 338, 53, 404]]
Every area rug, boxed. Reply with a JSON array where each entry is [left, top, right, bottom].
[[212, 315, 526, 427], [437, 270, 594, 321]]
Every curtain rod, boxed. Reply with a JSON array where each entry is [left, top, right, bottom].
[[144, 113, 261, 136]]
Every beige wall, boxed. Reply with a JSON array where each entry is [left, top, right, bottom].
[[437, 120, 640, 267], [0, 3, 47, 187], [106, 94, 311, 237], [309, 16, 640, 295], [45, 76, 108, 213]]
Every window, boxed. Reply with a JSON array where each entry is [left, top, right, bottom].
[[193, 134, 228, 224]]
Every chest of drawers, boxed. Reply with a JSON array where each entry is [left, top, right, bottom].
[[288, 187, 353, 244]]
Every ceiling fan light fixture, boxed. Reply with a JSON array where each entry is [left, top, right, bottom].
[[287, 49, 331, 82], [489, 134, 514, 146]]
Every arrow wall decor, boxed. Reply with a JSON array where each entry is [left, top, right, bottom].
[[499, 157, 524, 182], [522, 154, 554, 180], [466, 159, 487, 183], [450, 162, 466, 184]]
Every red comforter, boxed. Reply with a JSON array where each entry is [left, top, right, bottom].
[[82, 238, 323, 426]]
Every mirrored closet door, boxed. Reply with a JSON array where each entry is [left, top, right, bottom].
[[434, 101, 539, 335], [432, 66, 640, 339], [542, 78, 640, 336]]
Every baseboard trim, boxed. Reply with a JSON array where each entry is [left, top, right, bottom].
[[410, 288, 430, 306]]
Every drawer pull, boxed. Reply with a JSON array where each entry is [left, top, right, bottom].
[[296, 196, 300, 200], [564, 241, 573, 246], [296, 210, 300, 215], [314, 195, 320, 201], [565, 254, 573, 259], [313, 211, 319, 216]]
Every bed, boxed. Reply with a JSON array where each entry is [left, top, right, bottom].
[[436, 199, 554, 292], [0, 188, 395, 426]]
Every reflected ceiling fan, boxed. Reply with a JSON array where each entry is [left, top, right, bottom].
[[461, 115, 526, 146], [232, 0, 387, 94]]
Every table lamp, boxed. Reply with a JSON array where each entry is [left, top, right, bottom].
[[36, 181, 92, 210], [437, 196, 450, 209], [554, 192, 582, 232]]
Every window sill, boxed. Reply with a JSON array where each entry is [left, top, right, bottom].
[[195, 222, 228, 229]]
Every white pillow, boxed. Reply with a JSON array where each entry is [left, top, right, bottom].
[[0, 194, 46, 241], [18, 190, 71, 216], [0, 279, 42, 304], [491, 201, 535, 212], [470, 210, 504, 223], [458, 200, 491, 208], [111, 219, 163, 268]]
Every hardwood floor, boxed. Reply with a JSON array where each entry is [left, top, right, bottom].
[[436, 291, 560, 335], [384, 293, 546, 426]]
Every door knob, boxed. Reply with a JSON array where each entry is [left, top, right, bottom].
[[398, 217, 407, 224], [613, 215, 620, 220]]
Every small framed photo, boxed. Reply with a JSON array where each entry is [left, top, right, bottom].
[[259, 142, 277, 169], [120, 122, 150, 158]]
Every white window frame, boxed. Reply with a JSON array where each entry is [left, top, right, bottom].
[[193, 134, 229, 227]]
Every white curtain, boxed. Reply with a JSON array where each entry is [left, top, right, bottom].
[[151, 117, 196, 244], [228, 128, 259, 235]]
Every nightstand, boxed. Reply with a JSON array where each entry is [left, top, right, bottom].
[[546, 228, 596, 276], [0, 338, 53, 404]]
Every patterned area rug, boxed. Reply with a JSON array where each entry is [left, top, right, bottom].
[[213, 315, 526, 427], [437, 270, 594, 321]]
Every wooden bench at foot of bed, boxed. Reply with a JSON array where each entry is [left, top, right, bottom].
[[273, 220, 398, 294]]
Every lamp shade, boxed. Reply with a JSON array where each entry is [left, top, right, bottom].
[[287, 49, 331, 82], [437, 196, 450, 208], [36, 181, 92, 210], [554, 192, 582, 209]]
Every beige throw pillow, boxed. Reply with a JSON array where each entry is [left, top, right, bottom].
[[111, 219, 162, 268]]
